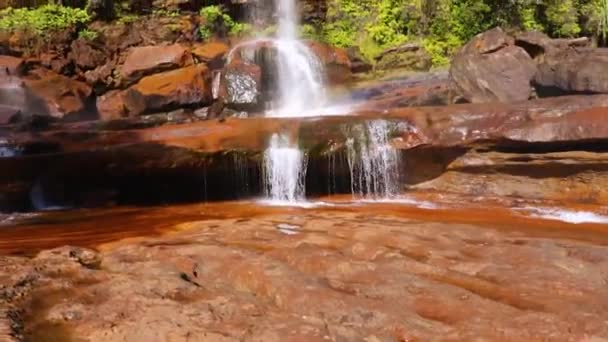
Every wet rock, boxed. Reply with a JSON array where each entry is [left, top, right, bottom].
[[24, 69, 93, 120], [96, 90, 127, 120], [39, 52, 72, 75], [450, 27, 537, 103], [120, 44, 192, 86], [221, 60, 262, 111], [375, 43, 432, 72], [0, 55, 25, 76], [307, 41, 352, 84], [0, 75, 48, 123], [191, 41, 230, 69], [124, 64, 212, 116]]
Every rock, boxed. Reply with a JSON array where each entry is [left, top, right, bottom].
[[191, 41, 230, 69], [120, 44, 192, 86], [124, 64, 211, 116], [220, 60, 262, 111], [97, 90, 127, 121], [84, 60, 116, 92], [375, 43, 432, 72], [450, 27, 537, 103], [0, 74, 50, 123], [0, 55, 25, 76], [24, 69, 93, 120], [39, 52, 72, 75], [69, 39, 107, 71], [534, 48, 608, 95], [515, 31, 592, 62], [307, 41, 352, 84]]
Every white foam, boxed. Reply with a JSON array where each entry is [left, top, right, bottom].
[[257, 199, 335, 208], [518, 207, 608, 224]]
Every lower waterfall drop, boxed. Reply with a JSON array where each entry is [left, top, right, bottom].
[[263, 134, 308, 202], [346, 120, 401, 199]]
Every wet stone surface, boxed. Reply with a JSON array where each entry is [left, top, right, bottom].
[[1, 200, 608, 341]]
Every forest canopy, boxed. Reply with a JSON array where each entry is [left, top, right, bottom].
[[0, 0, 607, 65]]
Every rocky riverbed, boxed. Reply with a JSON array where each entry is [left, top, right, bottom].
[[1, 196, 608, 341]]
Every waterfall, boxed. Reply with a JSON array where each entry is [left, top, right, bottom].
[[263, 134, 307, 202], [261, 0, 325, 202], [345, 120, 401, 199]]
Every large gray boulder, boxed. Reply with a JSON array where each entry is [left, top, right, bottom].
[[450, 27, 537, 103]]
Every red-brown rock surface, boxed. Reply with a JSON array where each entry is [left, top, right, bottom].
[[123, 64, 212, 116], [191, 41, 230, 69], [120, 44, 193, 86], [1, 200, 608, 341], [23, 69, 93, 119]]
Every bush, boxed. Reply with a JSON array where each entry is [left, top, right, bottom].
[[0, 4, 90, 35], [199, 5, 251, 40], [78, 28, 99, 41]]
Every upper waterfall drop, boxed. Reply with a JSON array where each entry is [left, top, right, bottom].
[[267, 0, 326, 117]]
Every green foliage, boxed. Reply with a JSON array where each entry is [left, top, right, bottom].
[[78, 28, 98, 41], [117, 14, 138, 25], [152, 8, 181, 18], [199, 5, 251, 40], [0, 4, 90, 35], [545, 0, 581, 37]]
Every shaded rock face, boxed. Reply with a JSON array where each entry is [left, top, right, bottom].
[[450, 27, 537, 103], [375, 43, 432, 72], [124, 64, 212, 116], [120, 44, 193, 86]]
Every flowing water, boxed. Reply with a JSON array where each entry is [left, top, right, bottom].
[[345, 120, 401, 198], [260, 0, 325, 202], [242, 0, 400, 202], [263, 133, 307, 202]]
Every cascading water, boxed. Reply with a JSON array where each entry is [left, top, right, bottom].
[[238, 0, 402, 202], [345, 120, 401, 199], [261, 0, 325, 202], [263, 134, 307, 202]]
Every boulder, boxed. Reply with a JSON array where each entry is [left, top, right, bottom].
[[220, 60, 262, 111], [450, 27, 537, 103], [534, 48, 608, 95], [120, 44, 192, 86], [24, 69, 93, 120], [307, 41, 352, 84], [515, 31, 592, 62], [97, 90, 127, 121], [375, 43, 432, 72], [123, 64, 212, 116], [191, 41, 230, 69]]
